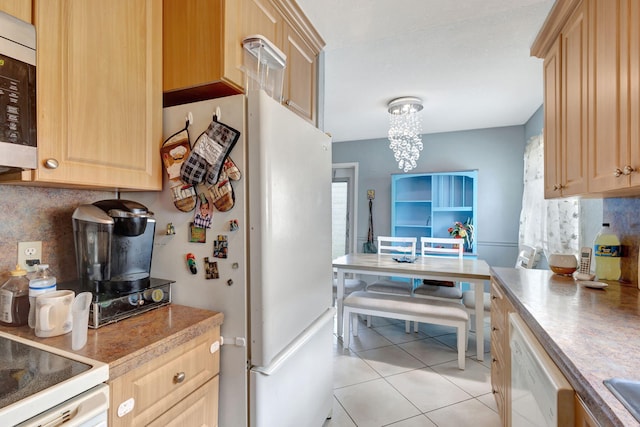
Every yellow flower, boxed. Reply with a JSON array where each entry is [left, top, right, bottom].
[[459, 230, 467, 237]]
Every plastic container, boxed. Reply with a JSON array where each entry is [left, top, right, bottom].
[[593, 223, 621, 280], [0, 265, 30, 326], [242, 35, 286, 102], [28, 264, 57, 328], [72, 292, 92, 350]]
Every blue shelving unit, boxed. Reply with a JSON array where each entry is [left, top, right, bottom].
[[391, 170, 478, 255]]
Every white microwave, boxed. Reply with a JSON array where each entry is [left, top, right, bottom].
[[0, 10, 36, 173]]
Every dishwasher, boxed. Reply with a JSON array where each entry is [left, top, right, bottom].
[[509, 313, 574, 426]]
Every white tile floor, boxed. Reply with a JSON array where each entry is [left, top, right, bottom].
[[323, 315, 500, 427]]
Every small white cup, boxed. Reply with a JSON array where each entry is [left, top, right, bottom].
[[35, 290, 74, 338]]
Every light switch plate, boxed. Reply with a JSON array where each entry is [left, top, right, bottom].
[[17, 241, 42, 272]]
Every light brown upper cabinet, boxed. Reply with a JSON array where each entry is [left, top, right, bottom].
[[242, 0, 281, 50], [281, 20, 318, 123], [163, 0, 244, 107], [163, 0, 324, 124], [535, 0, 588, 198], [559, 2, 588, 198], [533, 0, 640, 197], [0, 0, 163, 191], [587, 0, 640, 194], [0, 0, 31, 22]]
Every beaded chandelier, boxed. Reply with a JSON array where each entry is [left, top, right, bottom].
[[387, 97, 423, 172]]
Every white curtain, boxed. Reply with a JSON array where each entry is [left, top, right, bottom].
[[518, 133, 580, 258]]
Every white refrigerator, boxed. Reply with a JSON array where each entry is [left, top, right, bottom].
[[129, 91, 334, 426]]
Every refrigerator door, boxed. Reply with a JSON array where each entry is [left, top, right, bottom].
[[247, 90, 333, 368], [129, 94, 249, 427], [250, 308, 334, 426]]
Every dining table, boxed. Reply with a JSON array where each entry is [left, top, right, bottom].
[[333, 253, 492, 361]]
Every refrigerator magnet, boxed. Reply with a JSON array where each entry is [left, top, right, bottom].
[[214, 235, 228, 258], [204, 257, 219, 279], [189, 223, 206, 243]]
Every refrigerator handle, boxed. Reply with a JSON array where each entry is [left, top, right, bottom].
[[252, 307, 335, 376]]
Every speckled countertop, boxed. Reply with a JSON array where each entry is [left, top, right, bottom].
[[492, 267, 640, 427], [0, 304, 224, 380]]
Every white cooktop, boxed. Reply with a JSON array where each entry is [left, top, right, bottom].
[[0, 331, 108, 425]]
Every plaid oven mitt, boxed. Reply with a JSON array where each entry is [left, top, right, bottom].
[[181, 117, 240, 186]]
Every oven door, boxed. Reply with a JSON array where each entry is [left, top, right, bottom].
[[17, 383, 109, 427]]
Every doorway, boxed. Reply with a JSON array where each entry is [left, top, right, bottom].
[[332, 163, 358, 259]]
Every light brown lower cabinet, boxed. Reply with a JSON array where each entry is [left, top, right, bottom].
[[490, 279, 512, 425], [109, 327, 220, 426], [575, 394, 600, 427], [491, 279, 601, 427]]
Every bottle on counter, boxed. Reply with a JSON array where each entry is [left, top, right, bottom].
[[0, 265, 30, 326], [28, 264, 57, 328], [593, 223, 621, 281]]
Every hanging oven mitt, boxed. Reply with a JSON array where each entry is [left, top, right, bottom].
[[207, 156, 242, 212], [161, 127, 197, 212], [180, 116, 240, 186]]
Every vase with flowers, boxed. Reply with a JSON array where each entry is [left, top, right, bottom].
[[448, 218, 474, 251]]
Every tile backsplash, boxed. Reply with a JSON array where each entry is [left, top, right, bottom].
[[604, 197, 640, 286], [0, 185, 638, 288], [0, 185, 113, 282]]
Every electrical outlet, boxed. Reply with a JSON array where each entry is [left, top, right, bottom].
[[17, 241, 42, 272]]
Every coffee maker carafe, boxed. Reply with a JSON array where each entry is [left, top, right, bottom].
[[72, 199, 156, 292]]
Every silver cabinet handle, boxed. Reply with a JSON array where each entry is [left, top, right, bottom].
[[174, 372, 186, 384], [44, 158, 59, 169], [623, 165, 635, 175], [614, 168, 623, 177]]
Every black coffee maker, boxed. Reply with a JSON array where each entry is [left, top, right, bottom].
[[72, 199, 156, 292]]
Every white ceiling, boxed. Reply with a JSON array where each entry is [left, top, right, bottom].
[[295, 0, 556, 142]]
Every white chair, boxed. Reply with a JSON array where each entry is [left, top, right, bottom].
[[515, 244, 540, 269], [332, 268, 366, 305], [462, 244, 540, 330], [364, 236, 417, 331], [413, 237, 464, 301], [412, 237, 465, 332], [365, 236, 417, 296]]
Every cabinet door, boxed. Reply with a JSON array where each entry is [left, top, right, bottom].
[[281, 21, 317, 123], [109, 328, 220, 426], [164, 0, 243, 96], [0, 0, 31, 22], [560, 2, 588, 196], [543, 37, 562, 198], [147, 377, 219, 427], [490, 280, 512, 426], [242, 0, 280, 45], [587, 0, 625, 192], [622, 0, 640, 187], [33, 0, 162, 190]]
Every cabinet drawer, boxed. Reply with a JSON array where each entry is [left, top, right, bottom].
[[109, 327, 220, 427], [148, 376, 219, 427]]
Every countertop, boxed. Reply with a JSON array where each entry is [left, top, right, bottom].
[[0, 304, 224, 380], [491, 267, 640, 427]]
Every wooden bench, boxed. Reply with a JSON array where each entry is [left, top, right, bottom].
[[342, 291, 469, 369]]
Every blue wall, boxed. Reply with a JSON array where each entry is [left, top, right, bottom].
[[332, 115, 543, 267], [525, 105, 544, 142]]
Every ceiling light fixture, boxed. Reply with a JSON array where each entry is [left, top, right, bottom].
[[387, 96, 423, 172]]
